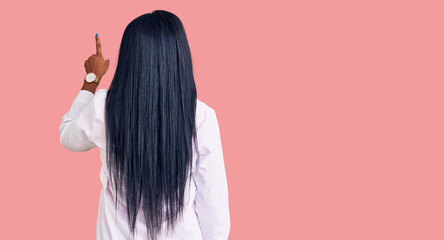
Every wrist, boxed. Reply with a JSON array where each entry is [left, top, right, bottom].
[[81, 81, 98, 94]]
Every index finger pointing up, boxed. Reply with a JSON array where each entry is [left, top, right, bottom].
[[96, 33, 103, 56]]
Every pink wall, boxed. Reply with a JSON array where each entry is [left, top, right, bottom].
[[1, 0, 443, 239]]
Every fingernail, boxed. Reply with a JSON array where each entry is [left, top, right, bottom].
[[95, 33, 98, 37]]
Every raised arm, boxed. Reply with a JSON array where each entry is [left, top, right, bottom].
[[60, 33, 110, 152], [59, 90, 97, 152]]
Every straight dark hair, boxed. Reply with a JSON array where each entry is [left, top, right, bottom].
[[104, 10, 198, 240]]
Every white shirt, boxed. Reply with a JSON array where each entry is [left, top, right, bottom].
[[59, 89, 230, 240]]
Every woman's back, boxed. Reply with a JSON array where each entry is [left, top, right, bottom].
[[60, 89, 230, 239], [92, 89, 230, 239]]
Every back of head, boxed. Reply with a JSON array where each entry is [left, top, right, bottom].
[[104, 10, 198, 240]]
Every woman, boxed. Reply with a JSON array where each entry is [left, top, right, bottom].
[[59, 10, 230, 240]]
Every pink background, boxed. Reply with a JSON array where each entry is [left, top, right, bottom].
[[1, 0, 443, 239]]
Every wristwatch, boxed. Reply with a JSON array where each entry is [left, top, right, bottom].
[[84, 72, 99, 84]]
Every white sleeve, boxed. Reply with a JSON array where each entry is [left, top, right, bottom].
[[59, 90, 97, 152], [193, 109, 231, 240]]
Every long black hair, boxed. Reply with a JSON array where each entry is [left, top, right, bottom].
[[104, 10, 198, 239]]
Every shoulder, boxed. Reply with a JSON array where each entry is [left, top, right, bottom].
[[196, 98, 217, 126], [195, 99, 222, 156], [196, 99, 220, 140], [196, 98, 214, 114]]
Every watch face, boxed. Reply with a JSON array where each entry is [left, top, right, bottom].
[[85, 73, 96, 83]]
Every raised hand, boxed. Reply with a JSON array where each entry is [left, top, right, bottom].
[[84, 33, 110, 84]]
